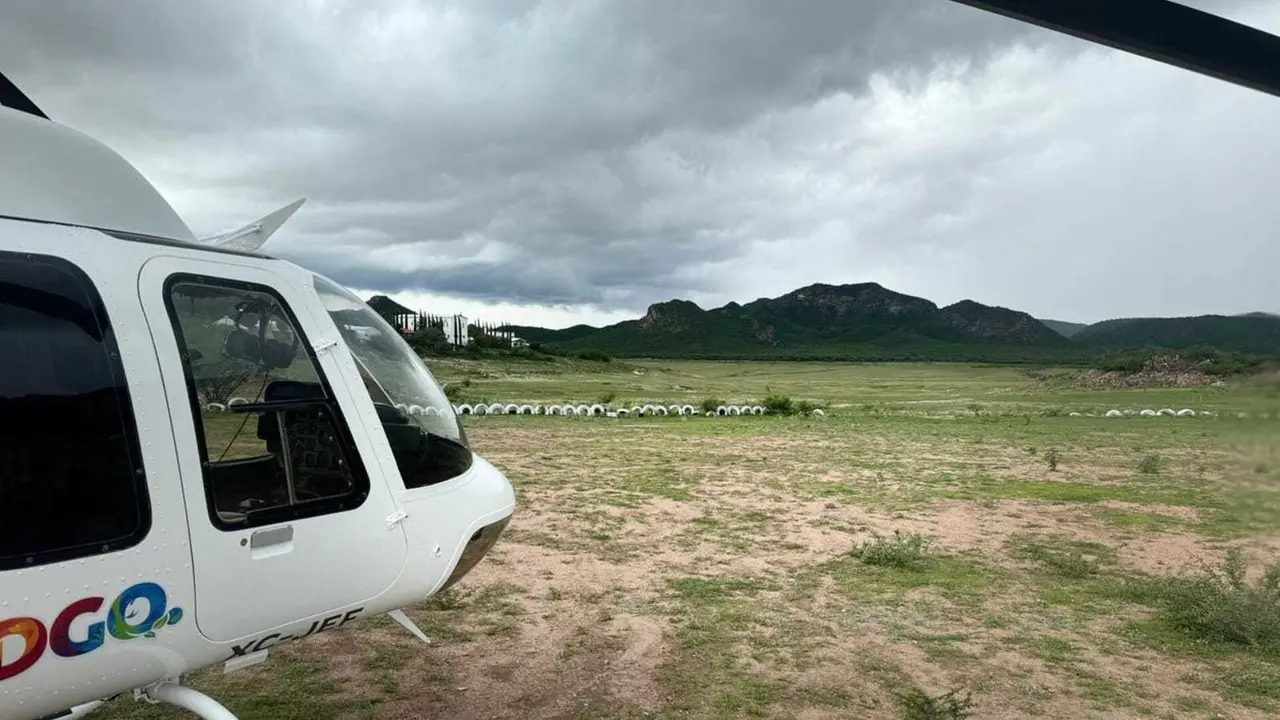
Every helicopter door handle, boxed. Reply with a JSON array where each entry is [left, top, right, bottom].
[[250, 525, 294, 549]]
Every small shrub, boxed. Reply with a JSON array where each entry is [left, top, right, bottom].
[[1125, 549, 1280, 652], [1044, 448, 1061, 472], [700, 397, 722, 413], [597, 391, 617, 405], [443, 383, 468, 403], [851, 530, 932, 571], [1138, 454, 1161, 475], [900, 687, 976, 720], [762, 393, 794, 415]]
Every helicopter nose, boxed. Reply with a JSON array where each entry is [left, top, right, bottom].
[[422, 453, 515, 595], [437, 513, 511, 593]]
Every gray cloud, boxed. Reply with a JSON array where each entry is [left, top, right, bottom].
[[1, 0, 1277, 325]]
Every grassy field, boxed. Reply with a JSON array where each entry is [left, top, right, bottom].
[[96, 359, 1280, 719]]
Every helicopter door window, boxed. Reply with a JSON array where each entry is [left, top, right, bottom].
[[0, 251, 150, 571], [163, 275, 370, 531]]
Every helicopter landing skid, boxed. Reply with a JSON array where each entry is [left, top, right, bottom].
[[137, 681, 239, 720]]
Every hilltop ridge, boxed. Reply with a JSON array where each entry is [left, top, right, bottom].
[[502, 282, 1280, 361]]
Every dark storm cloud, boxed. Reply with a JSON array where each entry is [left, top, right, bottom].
[[1, 0, 1277, 323], [0, 0, 1039, 309]]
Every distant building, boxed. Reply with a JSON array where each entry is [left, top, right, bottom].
[[511, 336, 529, 348], [444, 314, 470, 347]]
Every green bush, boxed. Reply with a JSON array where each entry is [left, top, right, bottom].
[[406, 325, 452, 355], [850, 530, 932, 571], [762, 393, 794, 415], [1123, 549, 1280, 652], [442, 383, 467, 403]]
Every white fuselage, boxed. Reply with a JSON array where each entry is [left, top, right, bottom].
[[0, 106, 515, 719]]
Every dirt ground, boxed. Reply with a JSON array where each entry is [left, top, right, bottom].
[[92, 413, 1280, 720], [312, 422, 1280, 720]]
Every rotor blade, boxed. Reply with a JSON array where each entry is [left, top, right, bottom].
[[0, 70, 48, 119], [948, 0, 1280, 98]]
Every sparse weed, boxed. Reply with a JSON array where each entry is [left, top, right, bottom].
[[900, 687, 976, 720], [423, 588, 464, 611], [1044, 448, 1061, 472], [1011, 537, 1108, 579], [1139, 454, 1162, 475], [851, 530, 932, 570]]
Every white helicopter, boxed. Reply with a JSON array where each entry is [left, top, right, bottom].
[[0, 72, 514, 719], [2, 1, 1277, 717]]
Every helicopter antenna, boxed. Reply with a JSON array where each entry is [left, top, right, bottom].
[[0, 69, 48, 119], [198, 198, 307, 253], [948, 0, 1280, 98]]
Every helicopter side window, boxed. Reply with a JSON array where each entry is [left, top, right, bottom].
[[163, 275, 370, 530], [0, 252, 150, 571]]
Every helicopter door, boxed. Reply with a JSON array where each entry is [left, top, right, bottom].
[[137, 255, 408, 643]]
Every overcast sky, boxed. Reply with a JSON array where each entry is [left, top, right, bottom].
[[3, 0, 1277, 327]]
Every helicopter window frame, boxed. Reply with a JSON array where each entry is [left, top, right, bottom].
[[160, 272, 372, 532], [0, 250, 152, 571]]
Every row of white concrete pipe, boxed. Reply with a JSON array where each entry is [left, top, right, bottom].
[[451, 403, 825, 417]]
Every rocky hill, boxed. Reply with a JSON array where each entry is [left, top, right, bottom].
[[500, 283, 1280, 362], [505, 282, 1094, 361], [367, 294, 414, 318]]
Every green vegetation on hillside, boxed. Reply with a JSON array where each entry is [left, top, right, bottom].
[[1075, 314, 1280, 355], [499, 282, 1280, 365]]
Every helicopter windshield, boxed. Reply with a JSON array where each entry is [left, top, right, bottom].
[[311, 273, 473, 488]]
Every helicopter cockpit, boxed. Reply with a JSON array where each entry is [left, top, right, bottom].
[[165, 272, 473, 529]]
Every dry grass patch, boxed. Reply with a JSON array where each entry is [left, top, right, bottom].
[[91, 377, 1280, 719]]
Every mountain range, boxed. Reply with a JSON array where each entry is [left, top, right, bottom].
[[497, 283, 1280, 362]]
